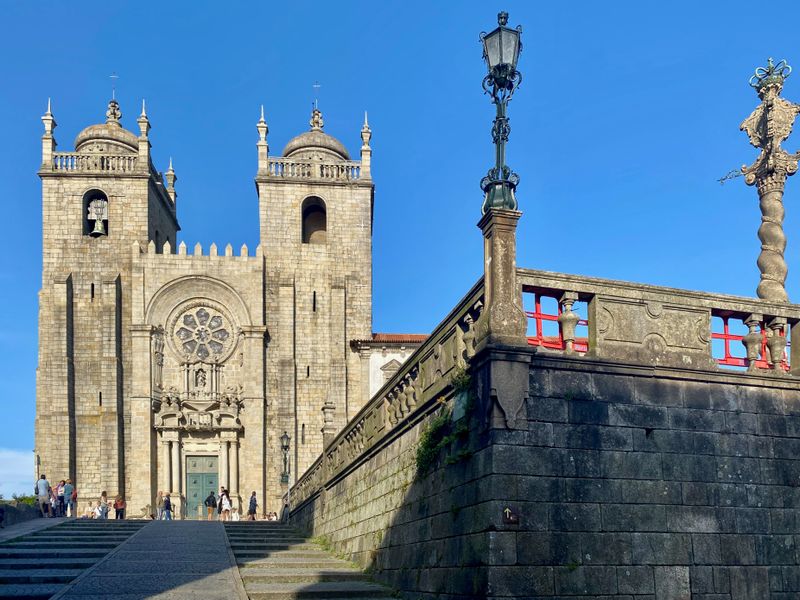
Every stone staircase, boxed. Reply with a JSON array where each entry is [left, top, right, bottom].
[[224, 522, 394, 600], [0, 519, 147, 599]]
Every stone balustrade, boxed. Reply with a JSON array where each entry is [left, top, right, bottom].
[[290, 279, 485, 508], [52, 152, 138, 173], [517, 268, 800, 375], [266, 157, 361, 181]]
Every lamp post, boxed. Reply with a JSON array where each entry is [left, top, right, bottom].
[[480, 11, 523, 214], [280, 431, 290, 484]]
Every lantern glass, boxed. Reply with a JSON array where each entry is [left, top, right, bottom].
[[483, 29, 502, 70], [501, 29, 520, 70], [280, 431, 290, 451]]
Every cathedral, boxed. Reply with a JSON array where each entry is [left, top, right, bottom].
[[34, 98, 424, 517]]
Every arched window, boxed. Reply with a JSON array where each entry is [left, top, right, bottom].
[[83, 189, 109, 237], [301, 196, 327, 244]]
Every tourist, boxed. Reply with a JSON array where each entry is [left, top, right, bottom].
[[162, 493, 172, 520], [93, 501, 103, 519], [114, 495, 126, 519], [231, 507, 240, 521], [204, 491, 217, 521], [35, 474, 50, 518], [56, 480, 66, 517], [217, 487, 227, 519], [83, 501, 94, 519], [247, 492, 258, 521], [156, 491, 164, 520], [220, 489, 231, 522], [99, 491, 110, 519], [63, 479, 75, 518]]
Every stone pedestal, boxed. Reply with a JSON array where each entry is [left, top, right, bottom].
[[474, 209, 528, 350]]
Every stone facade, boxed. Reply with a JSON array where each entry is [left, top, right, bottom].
[[34, 99, 416, 516]]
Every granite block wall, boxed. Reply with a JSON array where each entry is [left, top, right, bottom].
[[486, 355, 800, 599], [291, 349, 800, 599]]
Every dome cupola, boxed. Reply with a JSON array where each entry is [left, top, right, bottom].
[[282, 107, 350, 161], [74, 98, 139, 153]]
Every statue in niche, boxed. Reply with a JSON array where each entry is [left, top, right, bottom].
[[195, 369, 207, 389]]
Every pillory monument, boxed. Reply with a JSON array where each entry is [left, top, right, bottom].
[[33, 12, 800, 600]]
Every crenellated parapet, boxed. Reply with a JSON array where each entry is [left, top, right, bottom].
[[132, 240, 262, 261]]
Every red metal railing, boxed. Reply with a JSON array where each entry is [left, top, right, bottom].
[[524, 292, 589, 352], [711, 314, 789, 371]]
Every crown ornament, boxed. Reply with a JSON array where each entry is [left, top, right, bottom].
[[749, 58, 792, 95]]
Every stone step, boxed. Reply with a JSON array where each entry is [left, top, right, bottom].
[[234, 550, 333, 560], [230, 542, 318, 551], [0, 568, 82, 584], [22, 534, 130, 542], [244, 581, 393, 600], [238, 558, 354, 569], [0, 548, 107, 559], [2, 541, 121, 548], [0, 583, 65, 599], [0, 558, 96, 569], [240, 568, 369, 584]]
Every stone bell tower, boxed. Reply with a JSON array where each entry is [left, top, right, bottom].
[[255, 106, 374, 484], [35, 98, 178, 497]]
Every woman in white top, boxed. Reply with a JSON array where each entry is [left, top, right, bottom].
[[221, 492, 232, 522]]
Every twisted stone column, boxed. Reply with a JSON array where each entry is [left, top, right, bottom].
[[741, 59, 800, 302]]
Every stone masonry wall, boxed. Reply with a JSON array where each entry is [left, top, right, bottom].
[[485, 354, 800, 599], [291, 346, 800, 599], [291, 392, 496, 598]]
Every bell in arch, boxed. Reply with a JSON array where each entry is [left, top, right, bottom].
[[88, 198, 107, 237]]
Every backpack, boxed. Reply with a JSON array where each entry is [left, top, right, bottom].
[[163, 497, 172, 511]]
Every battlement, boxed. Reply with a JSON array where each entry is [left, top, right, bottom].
[[132, 240, 262, 261]]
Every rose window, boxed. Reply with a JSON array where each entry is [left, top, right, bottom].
[[174, 307, 230, 360]]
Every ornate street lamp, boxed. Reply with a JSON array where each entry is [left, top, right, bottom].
[[280, 431, 290, 484], [480, 11, 523, 213]]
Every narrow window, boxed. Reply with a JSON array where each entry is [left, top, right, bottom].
[[312, 291, 317, 312], [306, 366, 310, 378], [301, 424, 306, 445], [98, 392, 102, 407], [83, 190, 109, 237], [301, 196, 327, 244], [90, 283, 95, 302]]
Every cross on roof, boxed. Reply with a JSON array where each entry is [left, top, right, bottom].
[[109, 72, 119, 100]]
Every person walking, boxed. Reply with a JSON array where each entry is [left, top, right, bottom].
[[162, 493, 172, 520], [247, 492, 258, 521], [114, 495, 126, 519], [156, 491, 164, 520], [35, 475, 50, 518], [204, 491, 217, 521], [217, 487, 226, 520], [63, 479, 75, 518], [220, 490, 231, 522], [99, 491, 110, 519], [56, 480, 66, 517]]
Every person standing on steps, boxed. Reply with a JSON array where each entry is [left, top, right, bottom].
[[114, 495, 126, 519], [63, 479, 75, 518], [220, 489, 231, 522], [162, 493, 172, 520], [156, 491, 164, 520], [204, 491, 217, 521], [217, 487, 227, 520], [99, 491, 110, 519], [56, 480, 66, 517], [247, 492, 258, 521], [35, 475, 51, 518]]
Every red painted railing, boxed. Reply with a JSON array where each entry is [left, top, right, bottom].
[[524, 292, 589, 353], [711, 314, 789, 371]]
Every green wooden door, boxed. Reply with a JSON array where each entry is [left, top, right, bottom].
[[186, 456, 218, 519]]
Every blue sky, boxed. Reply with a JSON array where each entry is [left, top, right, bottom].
[[1, 1, 800, 496]]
